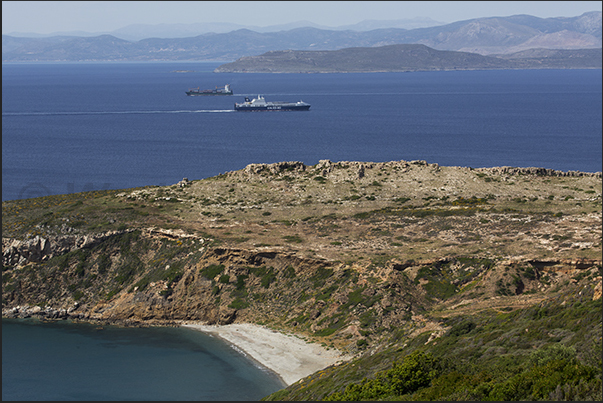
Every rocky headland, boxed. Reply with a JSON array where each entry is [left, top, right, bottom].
[[3, 159, 601, 326], [3, 160, 602, 400]]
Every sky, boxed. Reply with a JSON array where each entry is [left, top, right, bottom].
[[2, 1, 602, 35]]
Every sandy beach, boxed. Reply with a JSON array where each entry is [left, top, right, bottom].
[[182, 322, 350, 386]]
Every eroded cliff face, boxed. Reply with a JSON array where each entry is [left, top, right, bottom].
[[3, 230, 418, 340], [3, 228, 601, 351], [3, 161, 602, 350]]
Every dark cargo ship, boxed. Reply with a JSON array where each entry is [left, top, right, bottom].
[[186, 84, 232, 96], [234, 95, 310, 111]]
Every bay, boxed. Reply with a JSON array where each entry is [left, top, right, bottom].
[[2, 318, 285, 401], [2, 62, 601, 202], [2, 63, 602, 400]]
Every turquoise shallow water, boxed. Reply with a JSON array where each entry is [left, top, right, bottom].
[[2, 318, 285, 401]]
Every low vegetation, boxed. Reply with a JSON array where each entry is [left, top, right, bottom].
[[3, 159, 602, 401], [266, 286, 602, 401]]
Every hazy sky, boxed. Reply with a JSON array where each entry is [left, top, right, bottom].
[[2, 1, 601, 35]]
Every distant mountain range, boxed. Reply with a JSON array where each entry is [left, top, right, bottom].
[[2, 12, 600, 63], [3, 17, 446, 41]]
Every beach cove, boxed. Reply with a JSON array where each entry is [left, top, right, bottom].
[[182, 322, 351, 386], [2, 318, 290, 400]]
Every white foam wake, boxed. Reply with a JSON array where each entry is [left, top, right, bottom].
[[3, 109, 234, 116]]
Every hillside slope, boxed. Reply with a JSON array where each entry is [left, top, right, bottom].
[[3, 160, 602, 400]]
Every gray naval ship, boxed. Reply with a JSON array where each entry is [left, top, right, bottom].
[[234, 95, 310, 111]]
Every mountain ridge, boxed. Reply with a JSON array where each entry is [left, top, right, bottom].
[[3, 12, 600, 62], [0, 17, 446, 41]]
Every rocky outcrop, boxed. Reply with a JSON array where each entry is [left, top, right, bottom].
[[593, 280, 602, 301], [176, 177, 190, 187], [238, 160, 602, 185], [2, 236, 52, 265], [241, 159, 443, 180], [476, 166, 602, 177], [244, 161, 307, 175], [526, 258, 601, 271], [2, 230, 133, 268], [3, 303, 85, 320]]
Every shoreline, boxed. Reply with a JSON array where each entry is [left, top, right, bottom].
[[181, 322, 351, 386]]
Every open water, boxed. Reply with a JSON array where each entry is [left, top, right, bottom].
[[2, 62, 601, 201], [2, 318, 285, 401], [1, 62, 602, 400]]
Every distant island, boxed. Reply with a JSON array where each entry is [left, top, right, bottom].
[[214, 44, 602, 73]]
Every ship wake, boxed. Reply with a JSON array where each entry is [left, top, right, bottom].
[[3, 109, 235, 116]]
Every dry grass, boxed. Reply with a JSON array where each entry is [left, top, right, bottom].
[[4, 160, 602, 265]]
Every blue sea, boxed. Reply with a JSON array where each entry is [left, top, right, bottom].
[[2, 62, 602, 400], [2, 62, 601, 202]]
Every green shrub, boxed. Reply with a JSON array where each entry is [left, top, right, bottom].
[[447, 320, 476, 337], [96, 254, 111, 274], [314, 328, 338, 337], [228, 298, 249, 309], [359, 310, 376, 328], [235, 274, 248, 290], [249, 266, 277, 288], [261, 271, 276, 288], [283, 235, 303, 243], [283, 265, 296, 278], [353, 212, 371, 219], [311, 267, 333, 282], [415, 266, 457, 300], [488, 358, 598, 400], [200, 264, 225, 279], [324, 351, 440, 401], [528, 344, 577, 367], [316, 285, 338, 301], [394, 197, 411, 204], [522, 266, 537, 280], [159, 288, 173, 297]]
